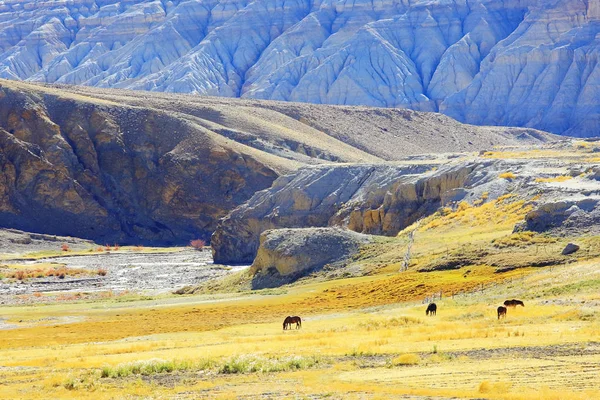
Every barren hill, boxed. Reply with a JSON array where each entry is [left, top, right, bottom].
[[0, 80, 556, 244]]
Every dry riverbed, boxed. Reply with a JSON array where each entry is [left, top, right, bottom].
[[0, 232, 248, 305]]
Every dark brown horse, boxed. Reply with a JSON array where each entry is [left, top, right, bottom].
[[426, 303, 437, 316], [504, 299, 524, 308], [283, 316, 302, 330], [497, 306, 507, 320]]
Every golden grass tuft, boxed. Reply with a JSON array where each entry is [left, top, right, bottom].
[[535, 175, 573, 183], [391, 354, 421, 366], [498, 172, 516, 179], [492, 231, 557, 248]]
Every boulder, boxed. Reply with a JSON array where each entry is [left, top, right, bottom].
[[250, 228, 371, 289], [562, 243, 580, 256]]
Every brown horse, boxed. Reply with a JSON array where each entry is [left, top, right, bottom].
[[426, 303, 437, 316], [497, 306, 507, 320], [283, 316, 302, 330], [504, 299, 524, 308]]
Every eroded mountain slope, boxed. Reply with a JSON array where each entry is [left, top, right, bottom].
[[0, 80, 554, 244], [0, 0, 598, 136]]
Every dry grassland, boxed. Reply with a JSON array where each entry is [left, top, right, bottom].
[[2, 167, 600, 399]]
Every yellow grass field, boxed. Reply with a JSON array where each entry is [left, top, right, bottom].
[[1, 253, 600, 399], [2, 192, 600, 399]]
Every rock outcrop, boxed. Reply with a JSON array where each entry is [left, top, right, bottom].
[[0, 0, 597, 136], [0, 80, 280, 244], [213, 149, 600, 264], [519, 198, 600, 236], [250, 227, 371, 288], [212, 162, 487, 264]]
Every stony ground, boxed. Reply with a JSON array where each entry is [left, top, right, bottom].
[[0, 229, 249, 305], [0, 249, 248, 300]]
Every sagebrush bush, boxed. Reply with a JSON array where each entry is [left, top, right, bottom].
[[15, 270, 26, 280], [535, 175, 572, 183], [101, 359, 197, 378], [99, 355, 319, 379], [492, 231, 556, 248], [220, 355, 320, 374]]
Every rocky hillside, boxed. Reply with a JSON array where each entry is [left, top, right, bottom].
[[0, 0, 598, 136], [0, 80, 554, 244], [212, 162, 475, 263], [213, 146, 600, 264]]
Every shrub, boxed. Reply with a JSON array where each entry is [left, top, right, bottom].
[[15, 270, 26, 280], [61, 243, 70, 252], [457, 201, 471, 211], [96, 247, 104, 252], [190, 239, 206, 250], [574, 141, 592, 149], [219, 355, 319, 374], [113, 244, 120, 251], [62, 372, 99, 391], [97, 268, 108, 276], [101, 359, 191, 378]]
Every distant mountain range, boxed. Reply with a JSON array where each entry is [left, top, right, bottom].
[[0, 0, 599, 136]]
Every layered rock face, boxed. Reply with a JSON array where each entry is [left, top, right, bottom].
[[0, 81, 279, 244], [0, 0, 597, 136], [251, 227, 370, 288], [213, 153, 600, 264], [212, 162, 486, 264]]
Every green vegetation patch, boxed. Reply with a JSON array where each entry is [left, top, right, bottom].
[[98, 354, 322, 380], [541, 279, 600, 297]]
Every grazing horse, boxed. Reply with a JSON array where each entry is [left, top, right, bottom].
[[283, 316, 302, 330], [504, 299, 524, 308], [497, 306, 507, 320], [426, 303, 437, 316]]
